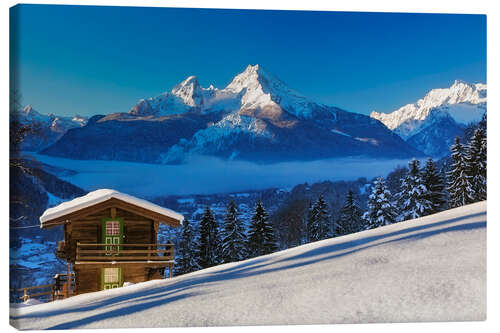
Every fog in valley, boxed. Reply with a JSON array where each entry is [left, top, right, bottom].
[[29, 153, 415, 198]]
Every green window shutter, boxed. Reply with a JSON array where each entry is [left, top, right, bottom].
[[101, 219, 107, 244], [119, 218, 124, 251], [100, 268, 104, 290]]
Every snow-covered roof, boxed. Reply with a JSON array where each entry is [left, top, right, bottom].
[[40, 189, 184, 227]]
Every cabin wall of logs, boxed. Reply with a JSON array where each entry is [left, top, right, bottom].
[[73, 264, 164, 295], [57, 206, 171, 295], [36, 194, 182, 299], [62, 207, 157, 262]]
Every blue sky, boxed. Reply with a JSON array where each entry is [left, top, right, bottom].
[[11, 5, 486, 117]]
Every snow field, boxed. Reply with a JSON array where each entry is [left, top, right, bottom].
[[10, 201, 486, 329]]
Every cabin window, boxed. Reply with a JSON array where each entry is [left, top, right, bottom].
[[106, 221, 121, 235], [102, 267, 121, 289]]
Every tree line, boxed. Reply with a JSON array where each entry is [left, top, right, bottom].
[[175, 200, 278, 275], [174, 117, 486, 276]]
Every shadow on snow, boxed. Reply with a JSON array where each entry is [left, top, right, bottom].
[[11, 211, 486, 329]]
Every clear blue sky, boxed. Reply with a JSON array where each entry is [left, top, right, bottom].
[[10, 4, 486, 117]]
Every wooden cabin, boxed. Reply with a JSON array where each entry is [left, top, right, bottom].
[[40, 189, 183, 296]]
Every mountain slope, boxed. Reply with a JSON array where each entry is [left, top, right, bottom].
[[12, 105, 88, 151], [10, 159, 87, 233], [41, 65, 422, 164], [370, 80, 486, 157], [11, 201, 486, 329]]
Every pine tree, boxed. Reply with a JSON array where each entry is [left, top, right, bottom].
[[479, 112, 487, 133], [247, 200, 277, 258], [220, 200, 247, 263], [421, 157, 446, 215], [316, 195, 332, 239], [198, 206, 220, 269], [307, 195, 331, 241], [175, 219, 200, 275], [397, 159, 432, 221], [466, 128, 487, 202], [305, 201, 317, 243], [363, 177, 398, 229], [448, 137, 474, 208], [336, 190, 363, 236]]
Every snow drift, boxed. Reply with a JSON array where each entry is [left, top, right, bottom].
[[10, 201, 486, 329]]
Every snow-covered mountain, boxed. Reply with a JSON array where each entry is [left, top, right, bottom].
[[13, 105, 88, 151], [370, 80, 486, 156], [41, 65, 421, 163], [11, 201, 486, 329], [128, 65, 320, 119]]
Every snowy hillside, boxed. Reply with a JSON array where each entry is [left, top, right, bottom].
[[370, 81, 486, 157], [10, 201, 486, 329]]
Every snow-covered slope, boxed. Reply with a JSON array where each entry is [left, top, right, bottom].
[[370, 81, 486, 157], [128, 76, 229, 116], [17, 105, 87, 129], [225, 64, 318, 119], [371, 80, 486, 138], [11, 201, 486, 329]]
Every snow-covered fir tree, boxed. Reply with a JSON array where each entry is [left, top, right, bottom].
[[307, 195, 331, 241], [316, 195, 331, 239], [305, 202, 315, 243], [335, 190, 363, 236], [397, 159, 432, 221], [421, 157, 446, 215], [198, 206, 220, 269], [220, 200, 247, 263], [363, 177, 398, 229], [466, 128, 487, 202], [247, 200, 277, 258], [175, 218, 200, 275], [447, 137, 474, 208], [479, 112, 487, 132]]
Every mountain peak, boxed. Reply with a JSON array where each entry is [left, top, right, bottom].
[[177, 75, 199, 87], [370, 80, 487, 140], [128, 65, 316, 120], [239, 64, 266, 77], [19, 105, 45, 121], [451, 79, 469, 87], [244, 64, 260, 72], [171, 75, 203, 107], [227, 64, 287, 90], [23, 105, 36, 114], [222, 64, 317, 119], [424, 80, 486, 107], [226, 64, 268, 92]]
